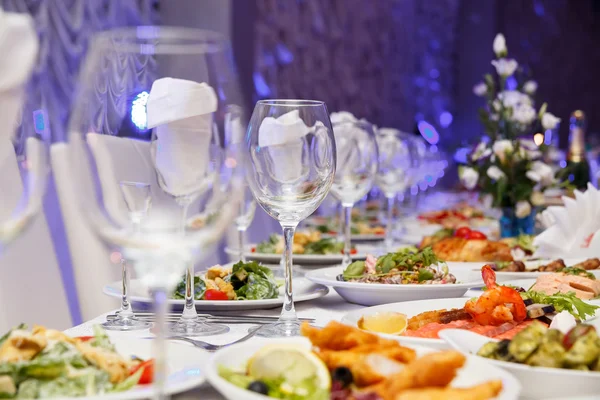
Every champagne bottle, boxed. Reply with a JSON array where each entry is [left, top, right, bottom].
[[560, 110, 591, 190]]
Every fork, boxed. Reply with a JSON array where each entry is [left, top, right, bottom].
[[164, 326, 263, 352]]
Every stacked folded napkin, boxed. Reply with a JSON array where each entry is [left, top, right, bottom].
[[147, 78, 218, 198], [0, 7, 39, 141], [258, 110, 311, 183], [534, 183, 600, 258]]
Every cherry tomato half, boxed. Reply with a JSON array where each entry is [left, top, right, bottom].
[[251, 247, 256, 253], [130, 359, 154, 385], [467, 230, 487, 240], [328, 231, 338, 235], [204, 289, 229, 301], [563, 324, 595, 350], [76, 336, 94, 342], [454, 227, 471, 238], [342, 248, 359, 255]]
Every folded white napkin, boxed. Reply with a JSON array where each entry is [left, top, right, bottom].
[[0, 7, 39, 142], [258, 110, 310, 183], [534, 183, 600, 257], [330, 111, 371, 191], [147, 78, 218, 198]]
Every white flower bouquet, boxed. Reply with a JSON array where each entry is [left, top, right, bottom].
[[460, 33, 561, 219]]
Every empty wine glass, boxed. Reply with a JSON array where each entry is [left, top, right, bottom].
[[375, 128, 416, 251], [245, 100, 336, 337], [329, 116, 378, 266], [235, 182, 256, 262], [68, 27, 244, 399], [102, 181, 152, 331]]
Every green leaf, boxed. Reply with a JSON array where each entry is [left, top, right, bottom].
[[417, 269, 434, 282], [342, 261, 365, 279], [111, 367, 143, 392], [522, 290, 599, 320]]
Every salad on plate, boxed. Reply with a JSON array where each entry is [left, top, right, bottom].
[[172, 261, 280, 301], [0, 325, 152, 398], [254, 232, 354, 255], [340, 247, 456, 285]]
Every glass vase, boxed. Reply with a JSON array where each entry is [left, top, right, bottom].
[[499, 207, 536, 238]]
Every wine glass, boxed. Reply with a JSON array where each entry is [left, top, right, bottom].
[[375, 128, 416, 250], [102, 181, 153, 331], [245, 100, 336, 337], [68, 27, 244, 399], [330, 118, 378, 266], [235, 182, 256, 262]]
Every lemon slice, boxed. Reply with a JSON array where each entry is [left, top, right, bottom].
[[357, 312, 408, 335], [247, 344, 331, 395]]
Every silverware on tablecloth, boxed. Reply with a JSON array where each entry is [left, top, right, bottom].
[[147, 326, 263, 352], [106, 313, 315, 324]]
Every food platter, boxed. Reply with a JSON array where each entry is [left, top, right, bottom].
[[103, 278, 328, 311], [305, 268, 481, 306]]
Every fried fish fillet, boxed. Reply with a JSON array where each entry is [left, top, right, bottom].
[[431, 237, 512, 262], [394, 380, 503, 400], [407, 309, 472, 331], [370, 351, 466, 400], [301, 321, 398, 350]]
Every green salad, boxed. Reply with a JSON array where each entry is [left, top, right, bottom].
[[0, 325, 148, 398], [255, 234, 348, 255], [172, 261, 280, 301]]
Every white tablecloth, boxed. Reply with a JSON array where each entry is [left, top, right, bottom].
[[64, 291, 363, 399]]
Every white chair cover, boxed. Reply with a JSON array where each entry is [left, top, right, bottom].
[[0, 139, 71, 330]]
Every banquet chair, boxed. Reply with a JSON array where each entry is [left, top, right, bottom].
[[0, 139, 72, 331], [52, 135, 221, 320]]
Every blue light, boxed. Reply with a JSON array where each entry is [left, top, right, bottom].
[[454, 147, 469, 164], [439, 111, 453, 128], [560, 160, 567, 168], [417, 121, 440, 145], [506, 76, 517, 90], [131, 91, 149, 131], [253, 72, 271, 97]]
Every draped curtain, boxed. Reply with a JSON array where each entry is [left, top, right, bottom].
[[1, 0, 158, 143]]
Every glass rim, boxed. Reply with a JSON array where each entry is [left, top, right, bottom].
[[90, 26, 229, 54], [256, 99, 325, 107]]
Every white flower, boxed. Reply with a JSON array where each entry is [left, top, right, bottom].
[[490, 113, 500, 121], [491, 58, 518, 77], [459, 167, 479, 190], [487, 166, 506, 181], [526, 161, 554, 186], [516, 200, 532, 218], [493, 33, 507, 57], [471, 141, 492, 161], [530, 191, 545, 206], [492, 140, 514, 163], [473, 82, 487, 96], [541, 112, 561, 130], [498, 90, 531, 108], [517, 138, 542, 160], [512, 103, 537, 125], [523, 80, 538, 94]]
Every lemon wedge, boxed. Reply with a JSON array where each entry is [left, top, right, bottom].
[[247, 344, 331, 395], [357, 312, 408, 335]]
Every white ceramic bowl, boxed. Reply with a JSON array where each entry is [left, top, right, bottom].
[[205, 337, 521, 400]]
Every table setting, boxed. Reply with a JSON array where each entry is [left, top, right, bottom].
[[3, 7, 600, 400]]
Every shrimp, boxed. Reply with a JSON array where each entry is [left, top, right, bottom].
[[464, 265, 527, 326]]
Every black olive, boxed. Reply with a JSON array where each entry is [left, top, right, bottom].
[[332, 366, 353, 386], [496, 339, 511, 357], [247, 380, 269, 395]]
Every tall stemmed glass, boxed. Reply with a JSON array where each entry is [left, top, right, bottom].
[[68, 27, 244, 399], [235, 183, 256, 262], [102, 181, 152, 330], [330, 118, 378, 266], [245, 100, 336, 337], [375, 128, 415, 251]]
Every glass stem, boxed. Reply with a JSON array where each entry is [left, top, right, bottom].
[[385, 196, 395, 252], [342, 205, 353, 267], [337, 203, 344, 241], [119, 258, 133, 317], [238, 228, 246, 262], [279, 224, 298, 324], [151, 288, 169, 400], [179, 199, 197, 321]]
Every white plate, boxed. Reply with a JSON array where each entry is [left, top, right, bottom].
[[440, 328, 600, 399], [226, 244, 378, 266], [304, 267, 481, 306], [341, 297, 470, 349], [320, 232, 386, 242], [103, 278, 328, 311], [63, 337, 207, 400], [205, 337, 521, 400]]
